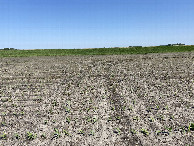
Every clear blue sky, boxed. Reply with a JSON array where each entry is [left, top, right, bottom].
[[0, 0, 194, 49]]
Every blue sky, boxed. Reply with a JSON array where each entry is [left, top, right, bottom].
[[0, 0, 194, 49]]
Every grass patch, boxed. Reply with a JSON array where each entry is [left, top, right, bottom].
[[0, 46, 193, 57]]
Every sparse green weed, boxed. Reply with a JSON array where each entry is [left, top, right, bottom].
[[128, 106, 133, 111], [111, 107, 115, 111], [40, 133, 46, 139], [1, 112, 6, 116], [113, 128, 121, 134], [115, 116, 121, 120], [0, 133, 7, 140], [66, 117, 71, 124], [53, 128, 60, 139], [155, 105, 160, 110], [63, 130, 70, 136], [78, 129, 84, 135], [87, 117, 97, 124], [107, 116, 112, 122], [140, 129, 149, 136], [130, 129, 137, 134], [1, 121, 6, 126], [64, 107, 70, 113], [52, 100, 57, 106], [26, 132, 36, 140], [133, 116, 139, 121], [14, 133, 20, 139], [132, 100, 136, 105], [156, 130, 161, 135], [166, 127, 172, 132], [169, 115, 174, 120], [89, 130, 95, 136], [149, 116, 155, 122], [188, 123, 194, 132]]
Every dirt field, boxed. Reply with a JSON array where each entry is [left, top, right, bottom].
[[0, 52, 193, 146]]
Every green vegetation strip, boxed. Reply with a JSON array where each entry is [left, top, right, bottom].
[[0, 46, 194, 57]]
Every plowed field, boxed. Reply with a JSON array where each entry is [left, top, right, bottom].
[[0, 52, 193, 145]]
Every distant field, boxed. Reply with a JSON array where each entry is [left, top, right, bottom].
[[0, 46, 194, 57]]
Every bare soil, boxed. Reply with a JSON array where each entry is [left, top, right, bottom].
[[0, 52, 193, 146]]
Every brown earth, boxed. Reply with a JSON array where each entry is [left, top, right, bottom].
[[0, 52, 193, 146]]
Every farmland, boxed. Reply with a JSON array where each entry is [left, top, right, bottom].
[[0, 52, 194, 145], [0, 45, 194, 57]]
